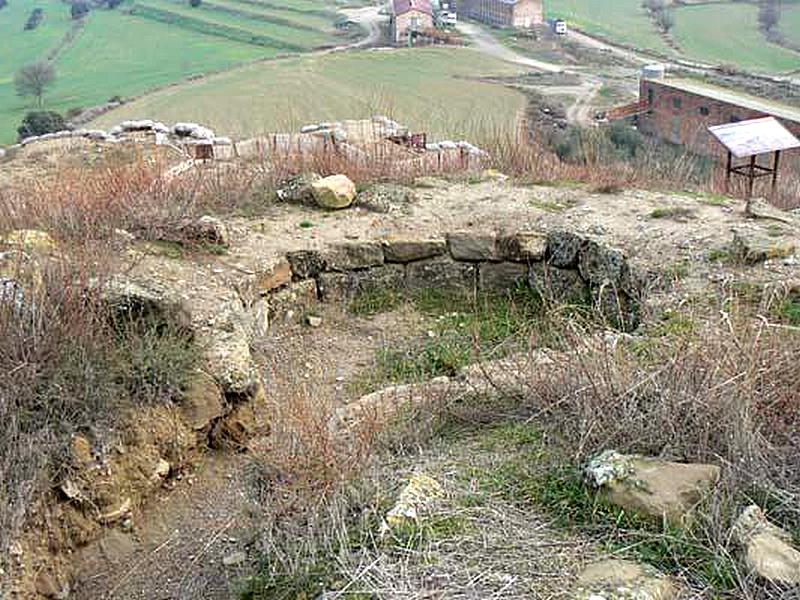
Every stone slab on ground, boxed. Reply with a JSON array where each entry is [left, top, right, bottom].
[[575, 559, 677, 600], [586, 450, 720, 525]]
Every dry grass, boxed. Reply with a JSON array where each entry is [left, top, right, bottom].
[[0, 255, 197, 571]]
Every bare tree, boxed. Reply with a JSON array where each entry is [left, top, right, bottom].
[[758, 0, 780, 32], [14, 62, 56, 107]]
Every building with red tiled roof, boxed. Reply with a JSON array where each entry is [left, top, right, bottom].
[[391, 0, 435, 44]]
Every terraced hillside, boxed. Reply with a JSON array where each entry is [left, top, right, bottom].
[[0, 0, 348, 144]]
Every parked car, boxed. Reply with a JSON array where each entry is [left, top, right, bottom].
[[440, 10, 457, 26]]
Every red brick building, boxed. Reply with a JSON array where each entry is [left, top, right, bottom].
[[637, 77, 800, 156], [458, 0, 542, 28]]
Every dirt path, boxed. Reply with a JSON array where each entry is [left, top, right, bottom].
[[565, 77, 602, 124], [339, 5, 384, 49], [456, 23, 605, 125], [456, 22, 563, 73]]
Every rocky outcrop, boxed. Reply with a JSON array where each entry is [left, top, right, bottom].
[[732, 505, 800, 585], [585, 450, 720, 525]]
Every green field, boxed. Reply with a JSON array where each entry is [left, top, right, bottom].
[[0, 0, 344, 144], [131, 0, 337, 49], [672, 3, 800, 73], [781, 4, 800, 50], [546, 0, 671, 54], [93, 48, 527, 140], [545, 0, 799, 75]]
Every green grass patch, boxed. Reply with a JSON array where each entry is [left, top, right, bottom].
[[649, 206, 695, 221], [464, 421, 740, 592], [672, 3, 800, 74], [353, 287, 548, 390], [546, 0, 670, 54], [0, 5, 270, 143], [780, 4, 800, 48]]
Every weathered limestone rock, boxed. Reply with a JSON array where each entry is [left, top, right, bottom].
[[180, 371, 225, 430], [478, 262, 528, 291], [177, 215, 229, 247], [286, 250, 326, 279], [732, 505, 800, 585], [256, 256, 292, 293], [546, 230, 584, 268], [731, 229, 797, 264], [586, 450, 720, 524], [318, 264, 405, 303], [529, 264, 588, 303], [275, 172, 321, 204], [356, 184, 415, 213], [322, 242, 384, 271], [269, 279, 318, 322], [202, 328, 259, 397], [592, 286, 638, 331], [447, 231, 497, 261], [384, 474, 445, 530], [334, 377, 452, 428], [498, 231, 548, 262], [575, 559, 677, 600], [579, 239, 629, 287], [406, 256, 476, 291], [311, 174, 357, 209], [382, 238, 446, 263], [100, 277, 191, 330]]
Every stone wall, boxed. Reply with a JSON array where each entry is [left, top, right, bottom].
[[266, 229, 646, 330]]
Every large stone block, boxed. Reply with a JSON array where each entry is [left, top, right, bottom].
[[528, 264, 588, 304], [575, 559, 677, 600], [732, 505, 800, 585], [322, 241, 384, 271], [269, 279, 319, 321], [732, 229, 797, 265], [318, 265, 405, 303], [382, 238, 446, 263], [406, 256, 476, 291], [586, 450, 720, 525], [478, 262, 528, 292], [286, 250, 326, 279], [311, 174, 356, 209], [446, 231, 498, 261], [498, 231, 547, 262], [578, 239, 629, 287], [546, 230, 584, 268]]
